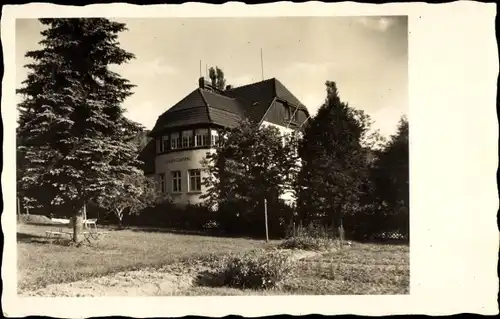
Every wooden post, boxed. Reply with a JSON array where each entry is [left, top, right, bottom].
[[83, 203, 87, 229], [17, 197, 21, 221], [338, 218, 345, 249], [264, 198, 269, 242], [293, 221, 296, 238]]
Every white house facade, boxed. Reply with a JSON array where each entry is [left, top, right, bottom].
[[143, 77, 310, 206]]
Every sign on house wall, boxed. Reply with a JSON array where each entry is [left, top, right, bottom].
[[165, 156, 190, 164]]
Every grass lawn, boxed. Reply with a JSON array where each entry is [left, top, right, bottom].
[[17, 221, 409, 295]]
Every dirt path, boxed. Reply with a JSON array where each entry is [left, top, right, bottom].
[[20, 250, 323, 297], [20, 265, 208, 297]]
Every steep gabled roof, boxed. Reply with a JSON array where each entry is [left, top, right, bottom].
[[227, 78, 305, 109], [150, 78, 308, 137], [244, 97, 275, 123]]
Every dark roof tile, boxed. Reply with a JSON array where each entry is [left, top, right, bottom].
[[208, 107, 242, 128]]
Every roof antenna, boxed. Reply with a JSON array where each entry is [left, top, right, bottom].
[[260, 48, 264, 81]]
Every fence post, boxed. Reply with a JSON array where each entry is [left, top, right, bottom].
[[338, 219, 345, 248], [264, 198, 269, 243], [17, 197, 21, 221]]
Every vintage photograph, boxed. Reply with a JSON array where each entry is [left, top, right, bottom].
[[15, 15, 409, 297]]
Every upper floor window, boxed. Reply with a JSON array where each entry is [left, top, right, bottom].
[[156, 138, 162, 154], [182, 130, 194, 148], [195, 128, 210, 147], [162, 135, 169, 152], [188, 169, 202, 192], [211, 129, 219, 146], [171, 132, 180, 150], [292, 108, 299, 123], [284, 106, 291, 122]]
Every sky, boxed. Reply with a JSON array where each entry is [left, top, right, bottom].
[[16, 16, 408, 138]]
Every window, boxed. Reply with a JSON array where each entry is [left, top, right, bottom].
[[182, 130, 194, 148], [162, 135, 169, 152], [159, 173, 166, 193], [156, 138, 162, 154], [211, 129, 219, 146], [188, 169, 202, 192], [171, 171, 182, 193], [285, 106, 292, 121], [195, 128, 209, 147], [170, 132, 180, 150], [292, 108, 299, 123]]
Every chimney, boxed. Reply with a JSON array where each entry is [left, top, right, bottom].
[[198, 77, 205, 89], [225, 85, 233, 91]]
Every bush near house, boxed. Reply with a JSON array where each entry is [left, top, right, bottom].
[[123, 201, 219, 231], [279, 236, 334, 251]]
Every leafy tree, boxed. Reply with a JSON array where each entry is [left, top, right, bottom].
[[296, 81, 374, 232], [208, 66, 229, 90], [97, 174, 168, 228], [370, 116, 409, 238], [17, 18, 140, 243], [202, 120, 299, 236]]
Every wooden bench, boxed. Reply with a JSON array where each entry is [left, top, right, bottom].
[[45, 231, 66, 238]]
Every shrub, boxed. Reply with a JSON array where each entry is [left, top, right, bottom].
[[279, 235, 335, 251], [213, 249, 295, 289]]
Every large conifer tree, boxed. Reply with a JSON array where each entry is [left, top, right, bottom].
[[17, 18, 141, 242], [297, 81, 372, 230]]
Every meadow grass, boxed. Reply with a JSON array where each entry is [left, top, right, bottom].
[[17, 222, 276, 291], [17, 221, 409, 295]]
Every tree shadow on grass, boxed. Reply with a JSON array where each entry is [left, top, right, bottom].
[[21, 222, 62, 227], [17, 232, 52, 245], [17, 232, 73, 246]]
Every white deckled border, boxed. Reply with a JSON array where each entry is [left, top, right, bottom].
[[2, 1, 498, 317]]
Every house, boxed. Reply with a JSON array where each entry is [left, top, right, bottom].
[[145, 77, 311, 205]]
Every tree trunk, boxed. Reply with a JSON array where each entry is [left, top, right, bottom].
[[72, 211, 84, 243], [115, 208, 124, 229]]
